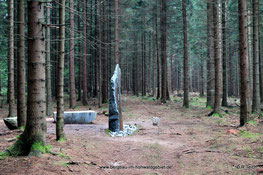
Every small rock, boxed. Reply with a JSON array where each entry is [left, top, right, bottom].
[[3, 117, 18, 130], [153, 117, 159, 126]]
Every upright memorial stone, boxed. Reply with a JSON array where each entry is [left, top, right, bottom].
[[109, 64, 123, 131]]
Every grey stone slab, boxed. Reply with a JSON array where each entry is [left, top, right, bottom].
[[53, 111, 97, 124]]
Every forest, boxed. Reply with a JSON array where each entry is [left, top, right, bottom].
[[0, 0, 263, 174]]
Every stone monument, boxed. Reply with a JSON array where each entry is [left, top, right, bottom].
[[109, 64, 123, 132]]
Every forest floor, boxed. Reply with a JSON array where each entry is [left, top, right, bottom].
[[0, 94, 263, 175]]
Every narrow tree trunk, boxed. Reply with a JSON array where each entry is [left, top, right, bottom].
[[102, 1, 108, 103], [82, 0, 88, 105], [46, 3, 52, 116], [98, 0, 102, 107], [69, 0, 76, 109], [114, 0, 119, 66], [8, 0, 15, 118], [56, 0, 66, 141], [206, 0, 215, 107], [155, 1, 160, 99], [160, 0, 168, 103], [182, 0, 189, 108], [77, 1, 82, 101], [222, 0, 228, 106], [17, 0, 26, 127], [238, 0, 250, 126], [252, 0, 260, 113], [211, 0, 221, 115]]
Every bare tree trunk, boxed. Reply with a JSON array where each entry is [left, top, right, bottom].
[[56, 0, 66, 141], [211, 0, 221, 115], [114, 0, 119, 66], [77, 1, 82, 101], [238, 0, 250, 126], [6, 1, 47, 156], [17, 0, 26, 127], [46, 3, 52, 116], [182, 0, 189, 108], [82, 0, 88, 105], [206, 0, 215, 107], [155, 1, 160, 99], [69, 0, 76, 109], [160, 0, 168, 103], [102, 1, 108, 103], [222, 0, 228, 107], [8, 0, 15, 118], [252, 0, 260, 113], [98, 0, 102, 107]]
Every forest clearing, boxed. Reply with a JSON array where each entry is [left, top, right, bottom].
[[1, 95, 263, 175]]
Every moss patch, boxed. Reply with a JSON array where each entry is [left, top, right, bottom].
[[239, 131, 260, 140], [31, 142, 52, 154]]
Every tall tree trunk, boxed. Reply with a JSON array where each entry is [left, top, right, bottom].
[[155, 1, 160, 99], [46, 3, 52, 116], [6, 1, 47, 156], [69, 0, 76, 109], [206, 0, 215, 107], [56, 0, 66, 141], [8, 0, 15, 118], [160, 0, 168, 103], [82, 0, 88, 105], [102, 1, 108, 103], [98, 0, 102, 107], [238, 0, 250, 126], [252, 0, 260, 113], [77, 1, 82, 101], [114, 0, 119, 66], [211, 0, 221, 115], [17, 0, 26, 127], [182, 0, 189, 108], [222, 0, 228, 107]]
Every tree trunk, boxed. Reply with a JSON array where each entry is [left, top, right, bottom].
[[6, 1, 47, 156], [98, 0, 102, 107], [252, 0, 260, 113], [102, 1, 108, 103], [8, 0, 15, 118], [155, 1, 160, 99], [46, 3, 52, 117], [56, 0, 66, 141], [82, 0, 88, 105], [211, 0, 221, 115], [69, 0, 76, 109], [77, 1, 82, 101], [182, 0, 189, 108], [222, 0, 228, 107], [206, 0, 215, 108], [238, 0, 250, 126], [114, 0, 119, 66], [160, 0, 168, 103], [17, 0, 26, 127]]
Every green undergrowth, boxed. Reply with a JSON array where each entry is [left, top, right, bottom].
[[248, 120, 256, 126], [206, 105, 212, 109], [140, 96, 155, 102], [58, 138, 66, 143], [212, 113, 223, 118], [58, 152, 71, 160], [239, 131, 260, 140]]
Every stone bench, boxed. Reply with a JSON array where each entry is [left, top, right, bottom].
[[53, 111, 97, 124]]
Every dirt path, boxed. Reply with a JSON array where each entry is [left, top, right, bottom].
[[0, 95, 263, 175]]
